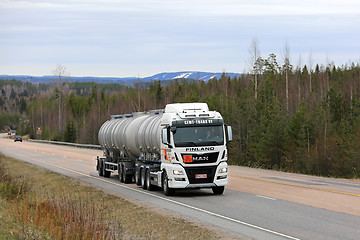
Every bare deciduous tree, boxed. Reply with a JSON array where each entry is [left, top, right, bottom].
[[308, 50, 313, 93], [283, 42, 291, 113], [249, 37, 261, 100], [53, 64, 70, 132]]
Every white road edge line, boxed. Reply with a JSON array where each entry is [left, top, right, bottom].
[[46, 162, 300, 240], [256, 195, 277, 201], [3, 151, 300, 240]]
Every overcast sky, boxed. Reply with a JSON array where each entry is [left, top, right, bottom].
[[0, 0, 359, 77]]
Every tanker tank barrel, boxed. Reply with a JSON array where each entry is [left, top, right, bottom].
[[98, 110, 163, 160]]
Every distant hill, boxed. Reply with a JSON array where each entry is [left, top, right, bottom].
[[141, 71, 241, 82], [0, 75, 136, 85], [0, 71, 242, 86]]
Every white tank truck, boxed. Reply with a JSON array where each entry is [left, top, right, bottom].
[[97, 103, 232, 195]]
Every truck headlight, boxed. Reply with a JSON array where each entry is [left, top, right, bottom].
[[218, 167, 228, 173], [173, 169, 184, 175]]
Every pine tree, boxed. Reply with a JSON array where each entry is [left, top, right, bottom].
[[64, 120, 76, 143]]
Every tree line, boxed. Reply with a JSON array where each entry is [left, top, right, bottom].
[[1, 57, 360, 178]]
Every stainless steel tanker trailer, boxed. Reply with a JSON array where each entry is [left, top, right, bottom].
[[97, 103, 232, 195]]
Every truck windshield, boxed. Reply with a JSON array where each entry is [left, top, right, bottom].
[[173, 126, 224, 147]]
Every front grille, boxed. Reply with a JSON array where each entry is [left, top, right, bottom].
[[184, 166, 217, 184], [181, 152, 219, 164]]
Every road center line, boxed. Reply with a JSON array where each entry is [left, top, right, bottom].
[[256, 195, 277, 200]]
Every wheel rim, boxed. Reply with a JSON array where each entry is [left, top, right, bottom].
[[163, 174, 168, 192], [135, 168, 139, 183], [146, 170, 151, 188], [141, 169, 145, 187], [122, 166, 126, 182]]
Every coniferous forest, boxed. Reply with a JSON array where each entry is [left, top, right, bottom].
[[1, 55, 360, 179]]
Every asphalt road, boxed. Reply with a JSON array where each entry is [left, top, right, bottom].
[[1, 136, 359, 240]]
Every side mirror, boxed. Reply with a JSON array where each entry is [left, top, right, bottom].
[[162, 128, 169, 145], [226, 126, 233, 142], [162, 127, 172, 148]]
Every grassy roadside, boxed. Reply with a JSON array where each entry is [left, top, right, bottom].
[[0, 154, 238, 240]]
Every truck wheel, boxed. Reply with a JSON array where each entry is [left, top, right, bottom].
[[98, 160, 103, 176], [212, 186, 225, 195], [146, 169, 154, 191], [119, 164, 124, 182], [162, 172, 174, 196], [103, 163, 111, 178], [141, 168, 147, 189], [135, 167, 141, 186]]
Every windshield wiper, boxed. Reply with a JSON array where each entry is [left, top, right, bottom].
[[197, 141, 223, 146], [175, 141, 197, 147]]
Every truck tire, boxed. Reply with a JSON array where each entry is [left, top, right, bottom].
[[118, 164, 124, 182], [98, 160, 104, 176], [141, 168, 147, 189], [135, 166, 141, 186], [212, 186, 225, 195], [146, 169, 154, 191], [103, 162, 111, 178], [162, 172, 174, 196]]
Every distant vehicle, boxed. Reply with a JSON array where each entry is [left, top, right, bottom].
[[8, 132, 11, 135], [14, 136, 22, 142]]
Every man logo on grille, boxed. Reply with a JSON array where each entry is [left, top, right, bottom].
[[193, 156, 209, 161]]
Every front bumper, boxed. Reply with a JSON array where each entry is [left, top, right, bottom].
[[166, 162, 228, 189]]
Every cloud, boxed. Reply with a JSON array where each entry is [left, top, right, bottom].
[[0, 0, 359, 76], [2, 0, 360, 14]]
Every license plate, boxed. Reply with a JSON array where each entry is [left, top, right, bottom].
[[195, 174, 207, 179]]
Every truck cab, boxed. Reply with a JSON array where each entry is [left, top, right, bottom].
[[158, 103, 232, 195]]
